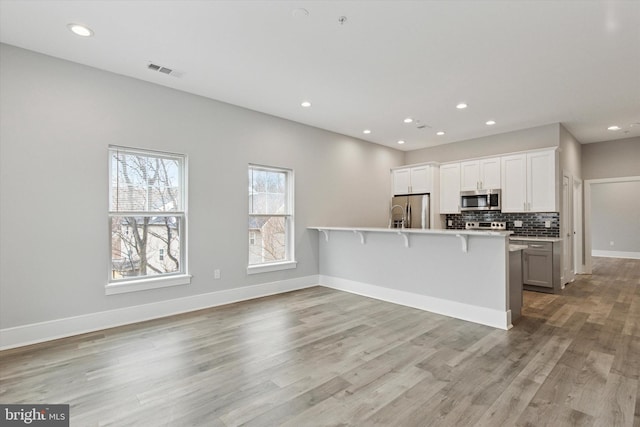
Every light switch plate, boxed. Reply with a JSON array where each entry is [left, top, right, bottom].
[[514, 220, 523, 227], [545, 220, 551, 228]]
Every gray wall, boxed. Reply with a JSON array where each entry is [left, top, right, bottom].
[[0, 44, 404, 328], [591, 181, 640, 253], [583, 137, 640, 257], [405, 123, 560, 164], [582, 137, 640, 180], [559, 124, 582, 179]]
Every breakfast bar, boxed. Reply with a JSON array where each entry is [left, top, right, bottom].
[[310, 227, 517, 329]]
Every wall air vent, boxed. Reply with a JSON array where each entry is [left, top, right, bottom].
[[147, 62, 183, 77]]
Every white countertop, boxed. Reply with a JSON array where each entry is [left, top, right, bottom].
[[309, 226, 512, 237], [510, 236, 563, 243]]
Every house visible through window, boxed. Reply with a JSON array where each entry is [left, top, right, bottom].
[[248, 164, 296, 273], [108, 146, 188, 290]]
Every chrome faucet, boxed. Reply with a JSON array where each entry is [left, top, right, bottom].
[[389, 204, 406, 228]]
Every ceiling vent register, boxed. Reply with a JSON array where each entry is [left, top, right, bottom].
[[147, 63, 182, 77]]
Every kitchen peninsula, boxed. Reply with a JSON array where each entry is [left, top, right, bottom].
[[309, 227, 518, 330]]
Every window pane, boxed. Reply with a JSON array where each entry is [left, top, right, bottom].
[[248, 216, 286, 265], [111, 151, 182, 212], [249, 168, 287, 214], [111, 215, 182, 279]]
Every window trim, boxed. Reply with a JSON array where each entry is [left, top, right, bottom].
[[247, 164, 295, 274], [107, 145, 190, 294], [247, 260, 298, 275]]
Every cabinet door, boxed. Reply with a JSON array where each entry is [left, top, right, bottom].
[[480, 157, 501, 189], [439, 163, 460, 213], [410, 165, 432, 193], [527, 150, 557, 212], [501, 154, 526, 212], [392, 168, 411, 195], [460, 161, 480, 191], [523, 249, 553, 288]]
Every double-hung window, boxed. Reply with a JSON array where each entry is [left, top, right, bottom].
[[108, 146, 189, 294], [248, 164, 296, 274]]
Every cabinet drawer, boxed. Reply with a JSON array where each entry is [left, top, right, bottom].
[[524, 242, 552, 251]]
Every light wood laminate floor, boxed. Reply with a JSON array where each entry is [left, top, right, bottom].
[[1, 257, 639, 426]]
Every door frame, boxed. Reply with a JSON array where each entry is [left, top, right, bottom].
[[561, 171, 575, 285], [573, 178, 584, 274]]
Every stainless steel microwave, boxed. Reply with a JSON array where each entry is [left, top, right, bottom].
[[460, 189, 501, 211]]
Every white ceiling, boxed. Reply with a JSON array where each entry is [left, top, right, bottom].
[[1, 1, 639, 151]]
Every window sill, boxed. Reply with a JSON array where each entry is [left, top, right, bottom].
[[106, 274, 192, 295], [247, 260, 297, 275]]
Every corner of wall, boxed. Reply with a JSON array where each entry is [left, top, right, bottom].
[[558, 124, 582, 180]]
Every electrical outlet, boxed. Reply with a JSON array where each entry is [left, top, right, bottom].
[[545, 220, 551, 228], [609, 241, 615, 246], [214, 269, 221, 279], [447, 220, 453, 227], [514, 220, 523, 228]]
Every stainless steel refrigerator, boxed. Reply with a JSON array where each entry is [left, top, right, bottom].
[[390, 194, 430, 229]]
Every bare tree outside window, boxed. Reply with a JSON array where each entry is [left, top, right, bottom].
[[248, 165, 293, 266], [109, 147, 186, 280]]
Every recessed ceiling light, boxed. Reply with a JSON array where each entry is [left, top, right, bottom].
[[397, 140, 405, 145], [403, 118, 413, 124], [363, 129, 371, 134], [436, 131, 445, 136], [300, 101, 312, 108], [67, 23, 93, 37], [456, 103, 468, 109], [607, 125, 621, 131], [486, 120, 496, 126]]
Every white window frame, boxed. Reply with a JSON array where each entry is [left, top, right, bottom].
[[107, 145, 191, 295], [247, 164, 296, 274]]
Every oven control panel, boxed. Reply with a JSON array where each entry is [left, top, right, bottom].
[[465, 221, 506, 231]]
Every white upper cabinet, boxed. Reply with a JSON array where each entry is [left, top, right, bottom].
[[460, 157, 501, 191], [501, 154, 527, 212], [392, 165, 433, 195], [439, 163, 461, 213], [409, 165, 432, 194], [527, 150, 557, 212], [392, 168, 411, 195], [501, 149, 557, 212]]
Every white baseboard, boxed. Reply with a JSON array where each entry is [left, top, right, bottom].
[[592, 250, 640, 260], [319, 275, 511, 330], [0, 275, 318, 351]]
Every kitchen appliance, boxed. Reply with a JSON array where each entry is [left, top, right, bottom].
[[460, 189, 501, 211], [390, 194, 430, 229], [465, 221, 506, 231]]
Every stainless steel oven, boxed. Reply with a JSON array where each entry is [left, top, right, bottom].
[[460, 189, 501, 211]]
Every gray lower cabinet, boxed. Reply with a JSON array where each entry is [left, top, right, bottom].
[[520, 241, 562, 293], [509, 249, 523, 322]]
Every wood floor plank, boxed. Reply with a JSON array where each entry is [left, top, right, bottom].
[[239, 376, 352, 427], [1, 257, 638, 426], [475, 334, 573, 426], [592, 373, 638, 427], [568, 350, 615, 416]]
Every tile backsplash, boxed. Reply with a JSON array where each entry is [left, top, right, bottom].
[[446, 211, 560, 237]]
